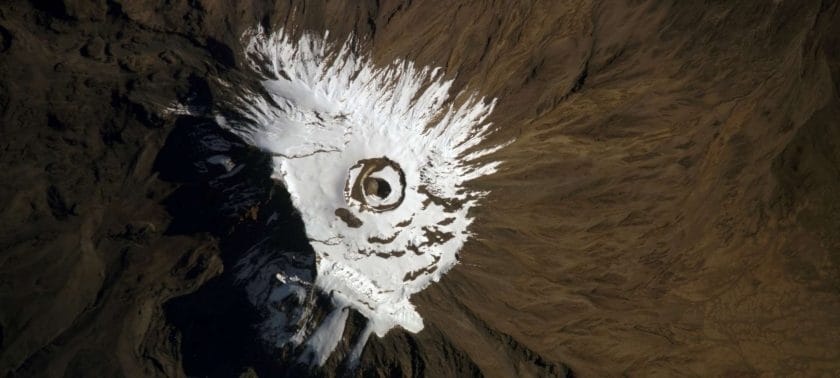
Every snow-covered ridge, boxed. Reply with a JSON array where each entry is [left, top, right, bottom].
[[220, 28, 507, 365]]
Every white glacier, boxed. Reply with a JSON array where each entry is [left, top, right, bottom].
[[219, 28, 507, 366]]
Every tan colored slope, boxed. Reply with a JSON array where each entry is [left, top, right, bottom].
[[401, 1, 840, 376]]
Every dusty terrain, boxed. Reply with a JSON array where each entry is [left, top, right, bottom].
[[1, 0, 840, 376]]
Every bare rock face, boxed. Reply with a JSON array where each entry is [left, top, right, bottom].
[[1, 0, 840, 377]]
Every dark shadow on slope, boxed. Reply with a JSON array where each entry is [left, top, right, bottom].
[[155, 115, 317, 377]]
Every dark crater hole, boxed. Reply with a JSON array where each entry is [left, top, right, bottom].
[[365, 177, 392, 199]]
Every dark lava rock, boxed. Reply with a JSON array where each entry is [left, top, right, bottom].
[[80, 36, 106, 61]]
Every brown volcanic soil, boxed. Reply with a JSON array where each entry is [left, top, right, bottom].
[[2, 0, 840, 377]]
